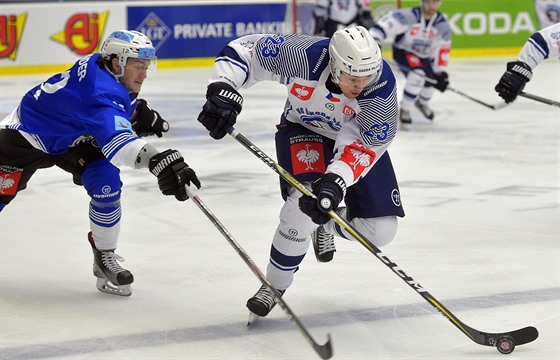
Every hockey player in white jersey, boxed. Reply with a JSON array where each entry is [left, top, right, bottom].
[[495, 22, 560, 103], [369, 0, 451, 124], [313, 0, 375, 37], [533, 0, 560, 29], [197, 26, 404, 319], [0, 30, 201, 296]]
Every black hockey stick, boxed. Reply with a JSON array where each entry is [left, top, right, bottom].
[[227, 127, 538, 354], [184, 186, 334, 360], [519, 91, 560, 107], [386, 59, 508, 110]]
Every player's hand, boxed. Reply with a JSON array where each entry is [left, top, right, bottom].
[[299, 173, 346, 224], [197, 82, 243, 140], [149, 149, 201, 201], [495, 61, 532, 103], [432, 72, 449, 92], [132, 99, 169, 138]]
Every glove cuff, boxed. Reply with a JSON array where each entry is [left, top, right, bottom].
[[506, 61, 532, 81], [149, 149, 184, 177]]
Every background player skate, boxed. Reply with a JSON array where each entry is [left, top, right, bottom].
[[495, 22, 560, 103], [0, 30, 201, 297], [369, 0, 451, 125], [197, 26, 404, 320], [313, 0, 375, 37]]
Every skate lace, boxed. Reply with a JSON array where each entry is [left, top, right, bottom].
[[316, 228, 335, 255], [101, 251, 126, 273], [254, 287, 276, 308]]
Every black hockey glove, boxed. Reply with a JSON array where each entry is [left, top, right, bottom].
[[197, 82, 243, 140], [357, 10, 374, 29], [149, 149, 201, 201], [299, 173, 346, 225], [495, 61, 532, 103], [132, 99, 169, 138], [313, 14, 327, 36], [432, 72, 449, 92]]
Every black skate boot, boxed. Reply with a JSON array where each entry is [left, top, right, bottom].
[[88, 232, 133, 296], [312, 225, 336, 263], [415, 101, 434, 120], [246, 285, 285, 324]]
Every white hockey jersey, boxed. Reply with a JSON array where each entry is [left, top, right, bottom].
[[370, 7, 452, 72], [208, 33, 398, 187], [517, 22, 560, 69], [314, 0, 371, 25]]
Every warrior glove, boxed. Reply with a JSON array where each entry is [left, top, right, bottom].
[[495, 61, 532, 103], [132, 99, 169, 138], [149, 149, 201, 201], [197, 82, 243, 140], [299, 173, 346, 225]]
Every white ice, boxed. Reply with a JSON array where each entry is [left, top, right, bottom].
[[1, 57, 559, 360]]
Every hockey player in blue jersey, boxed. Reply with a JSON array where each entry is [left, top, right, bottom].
[[495, 22, 560, 103], [197, 26, 404, 320], [370, 0, 451, 125], [0, 30, 201, 296]]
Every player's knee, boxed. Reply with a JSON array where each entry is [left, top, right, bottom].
[[81, 160, 122, 203], [354, 216, 398, 247]]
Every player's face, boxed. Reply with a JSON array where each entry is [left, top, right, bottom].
[[421, 0, 440, 19], [338, 71, 373, 98], [119, 58, 150, 93]]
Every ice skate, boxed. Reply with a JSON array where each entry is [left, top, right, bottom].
[[312, 225, 336, 263], [399, 109, 412, 125], [88, 232, 134, 297], [415, 101, 434, 120], [246, 285, 285, 325]]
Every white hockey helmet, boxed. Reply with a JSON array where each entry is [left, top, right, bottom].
[[101, 30, 157, 76], [329, 26, 382, 85]]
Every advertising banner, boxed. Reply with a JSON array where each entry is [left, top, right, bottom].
[[1, 3, 125, 74], [127, 3, 289, 60]]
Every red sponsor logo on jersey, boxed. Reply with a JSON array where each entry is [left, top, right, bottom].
[[0, 167, 23, 196], [438, 46, 450, 67], [343, 105, 355, 115], [405, 53, 422, 68], [291, 142, 325, 175], [0, 13, 27, 61], [290, 83, 314, 101], [50, 11, 109, 55], [339, 142, 376, 181]]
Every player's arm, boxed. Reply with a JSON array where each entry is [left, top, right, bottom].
[[495, 23, 559, 103]]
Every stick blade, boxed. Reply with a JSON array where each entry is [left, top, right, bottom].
[[313, 333, 334, 359]]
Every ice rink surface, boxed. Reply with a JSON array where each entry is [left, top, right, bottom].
[[1, 57, 559, 360]]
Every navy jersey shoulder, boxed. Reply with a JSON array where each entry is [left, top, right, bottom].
[[358, 60, 397, 100], [254, 34, 331, 81]]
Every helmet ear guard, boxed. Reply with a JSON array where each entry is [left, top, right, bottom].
[[328, 26, 382, 85], [100, 30, 157, 76]]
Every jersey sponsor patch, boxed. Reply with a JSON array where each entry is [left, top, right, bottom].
[[114, 115, 132, 131], [0, 165, 23, 196], [291, 141, 325, 175], [290, 83, 314, 100], [339, 142, 376, 181], [405, 53, 422, 68], [343, 105, 355, 115]]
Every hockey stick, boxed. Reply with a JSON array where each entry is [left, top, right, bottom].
[[227, 127, 538, 354], [519, 91, 560, 107], [385, 59, 508, 110], [184, 186, 334, 360]]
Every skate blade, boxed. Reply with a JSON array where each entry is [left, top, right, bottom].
[[247, 312, 261, 327], [96, 278, 132, 297]]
